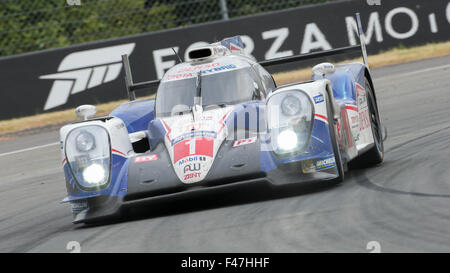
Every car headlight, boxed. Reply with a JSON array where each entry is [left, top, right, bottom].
[[281, 95, 301, 116], [82, 163, 107, 185], [65, 125, 111, 190], [277, 129, 298, 151], [267, 90, 314, 156], [75, 131, 95, 152]]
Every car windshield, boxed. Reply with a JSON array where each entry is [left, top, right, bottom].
[[155, 67, 257, 117]]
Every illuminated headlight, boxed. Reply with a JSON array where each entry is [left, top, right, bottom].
[[75, 131, 95, 152], [281, 95, 301, 116], [82, 163, 107, 185], [65, 125, 111, 190], [267, 89, 314, 156], [277, 129, 298, 151]]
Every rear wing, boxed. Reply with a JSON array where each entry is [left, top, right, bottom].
[[260, 13, 369, 68], [121, 13, 368, 101]]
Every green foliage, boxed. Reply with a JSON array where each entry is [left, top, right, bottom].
[[0, 0, 330, 57]]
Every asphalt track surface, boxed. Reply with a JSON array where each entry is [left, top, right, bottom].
[[1, 56, 450, 253]]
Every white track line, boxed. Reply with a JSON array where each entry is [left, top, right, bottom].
[[0, 142, 59, 158], [375, 64, 450, 80]]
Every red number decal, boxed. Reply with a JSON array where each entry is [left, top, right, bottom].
[[173, 137, 214, 163]]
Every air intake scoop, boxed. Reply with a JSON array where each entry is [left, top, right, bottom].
[[185, 45, 228, 62]]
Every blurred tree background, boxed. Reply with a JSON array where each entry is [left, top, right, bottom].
[[0, 0, 332, 57]]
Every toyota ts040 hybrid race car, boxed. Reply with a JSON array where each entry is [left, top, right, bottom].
[[59, 15, 385, 224]]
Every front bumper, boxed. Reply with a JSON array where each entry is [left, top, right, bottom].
[[70, 138, 338, 224], [72, 165, 337, 224]]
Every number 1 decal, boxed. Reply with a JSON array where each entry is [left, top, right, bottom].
[[173, 137, 214, 163], [185, 138, 196, 155]]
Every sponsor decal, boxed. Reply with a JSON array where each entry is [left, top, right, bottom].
[[183, 163, 201, 173], [177, 63, 220, 73], [134, 154, 159, 163], [172, 131, 216, 146], [173, 137, 214, 163], [313, 94, 324, 104], [70, 200, 88, 213], [359, 109, 371, 131], [184, 172, 201, 180], [356, 83, 371, 131], [232, 137, 257, 147], [178, 156, 206, 165], [166, 64, 237, 81], [315, 155, 336, 171], [39, 43, 135, 110]]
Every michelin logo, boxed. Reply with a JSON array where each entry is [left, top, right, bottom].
[[39, 43, 135, 110], [316, 156, 336, 171]]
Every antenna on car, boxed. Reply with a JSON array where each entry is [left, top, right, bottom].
[[172, 47, 183, 63], [355, 13, 369, 70], [195, 71, 202, 106]]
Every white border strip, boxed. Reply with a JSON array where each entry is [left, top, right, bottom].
[[376, 64, 450, 80], [0, 142, 59, 158]]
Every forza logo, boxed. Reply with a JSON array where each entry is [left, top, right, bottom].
[[39, 43, 135, 110]]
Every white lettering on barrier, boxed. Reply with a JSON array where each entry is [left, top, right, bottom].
[[385, 7, 419, 40], [262, 28, 293, 59], [346, 12, 383, 45], [301, 23, 332, 53], [153, 47, 179, 79]]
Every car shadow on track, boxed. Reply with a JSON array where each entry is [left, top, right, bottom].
[[77, 180, 341, 228]]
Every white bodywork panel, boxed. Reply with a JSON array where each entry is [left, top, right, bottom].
[[159, 106, 234, 184], [60, 117, 133, 163]]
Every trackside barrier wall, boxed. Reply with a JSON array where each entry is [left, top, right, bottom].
[[0, 0, 449, 120]]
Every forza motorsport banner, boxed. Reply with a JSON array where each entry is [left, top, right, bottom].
[[0, 0, 449, 120]]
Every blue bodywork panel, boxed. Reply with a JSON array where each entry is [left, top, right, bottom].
[[313, 63, 366, 105], [63, 154, 129, 201], [110, 98, 155, 133]]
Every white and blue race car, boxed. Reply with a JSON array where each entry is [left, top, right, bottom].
[[60, 16, 384, 224]]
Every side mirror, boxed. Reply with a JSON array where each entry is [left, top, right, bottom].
[[75, 105, 97, 120], [312, 63, 335, 77]]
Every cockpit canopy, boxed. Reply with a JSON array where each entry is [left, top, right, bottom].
[[155, 57, 260, 118]]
